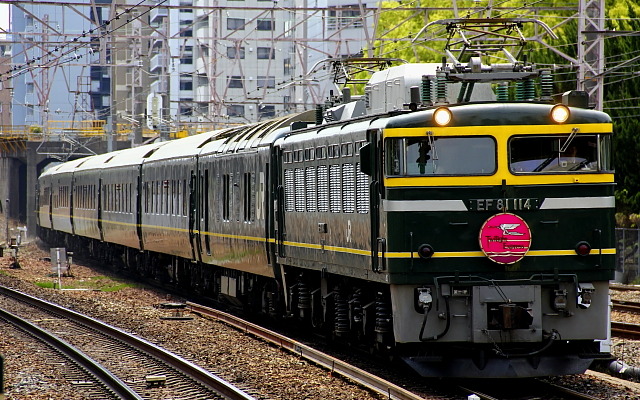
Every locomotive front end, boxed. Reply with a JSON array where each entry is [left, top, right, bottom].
[[378, 103, 615, 378]]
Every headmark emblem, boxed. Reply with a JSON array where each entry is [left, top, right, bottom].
[[479, 213, 532, 264]]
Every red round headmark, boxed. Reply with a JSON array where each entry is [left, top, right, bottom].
[[478, 213, 532, 264]]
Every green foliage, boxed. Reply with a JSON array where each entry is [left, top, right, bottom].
[[604, 2, 640, 214]]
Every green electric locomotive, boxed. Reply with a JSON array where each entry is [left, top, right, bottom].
[[37, 18, 615, 378]]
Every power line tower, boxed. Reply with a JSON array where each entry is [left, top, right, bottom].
[[577, 0, 605, 110]]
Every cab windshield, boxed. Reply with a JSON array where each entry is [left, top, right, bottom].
[[384, 136, 496, 176], [509, 134, 612, 173]]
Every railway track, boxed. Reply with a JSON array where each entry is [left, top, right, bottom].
[[187, 301, 424, 400], [611, 321, 640, 340], [0, 285, 256, 400], [610, 283, 640, 292], [188, 301, 607, 400], [0, 307, 141, 400], [612, 299, 640, 313]]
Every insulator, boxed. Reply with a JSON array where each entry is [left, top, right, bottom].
[[523, 79, 535, 101], [374, 293, 392, 334], [515, 81, 525, 101], [334, 288, 349, 334], [421, 76, 433, 105], [540, 70, 553, 100], [496, 82, 509, 102], [315, 104, 324, 125], [298, 281, 311, 309], [436, 72, 448, 104]]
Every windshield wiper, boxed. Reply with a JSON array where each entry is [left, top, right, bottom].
[[532, 128, 579, 172]]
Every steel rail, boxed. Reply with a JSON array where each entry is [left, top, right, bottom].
[[610, 283, 640, 291], [611, 321, 640, 340], [612, 299, 640, 313], [187, 301, 425, 400], [0, 286, 256, 400], [0, 307, 142, 400]]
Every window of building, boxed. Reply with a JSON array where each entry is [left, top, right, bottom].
[[179, 100, 193, 116], [179, 29, 193, 37], [257, 19, 274, 31], [257, 76, 275, 88], [180, 45, 193, 64], [227, 46, 245, 59], [327, 5, 363, 30], [227, 105, 245, 117], [179, 76, 193, 90], [283, 58, 291, 75], [257, 47, 275, 59], [259, 105, 275, 119], [228, 76, 243, 88], [227, 18, 245, 30]]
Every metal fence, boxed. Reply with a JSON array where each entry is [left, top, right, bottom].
[[616, 228, 640, 283]]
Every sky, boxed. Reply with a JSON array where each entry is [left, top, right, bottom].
[[0, 4, 8, 38]]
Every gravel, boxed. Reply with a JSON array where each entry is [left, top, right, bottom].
[[2, 238, 640, 400], [0, 240, 388, 400]]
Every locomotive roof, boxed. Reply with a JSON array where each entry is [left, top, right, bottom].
[[384, 102, 612, 129]]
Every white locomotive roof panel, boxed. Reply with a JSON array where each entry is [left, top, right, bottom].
[[47, 157, 91, 175], [143, 130, 223, 162], [101, 141, 168, 168], [73, 151, 124, 172]]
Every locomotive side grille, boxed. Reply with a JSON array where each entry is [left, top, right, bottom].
[[295, 168, 305, 212], [284, 168, 295, 212], [342, 163, 355, 213], [305, 167, 317, 212], [355, 162, 369, 214], [317, 165, 329, 212], [329, 164, 342, 213]]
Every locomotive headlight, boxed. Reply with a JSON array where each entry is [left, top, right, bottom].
[[550, 104, 570, 123], [433, 107, 452, 126], [575, 241, 591, 256], [418, 244, 435, 259]]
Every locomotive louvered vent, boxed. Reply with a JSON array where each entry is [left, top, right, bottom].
[[356, 163, 369, 214], [317, 165, 329, 212], [306, 167, 317, 212], [295, 168, 305, 212], [284, 169, 295, 212], [364, 85, 371, 109], [329, 164, 341, 213], [342, 163, 355, 213]]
